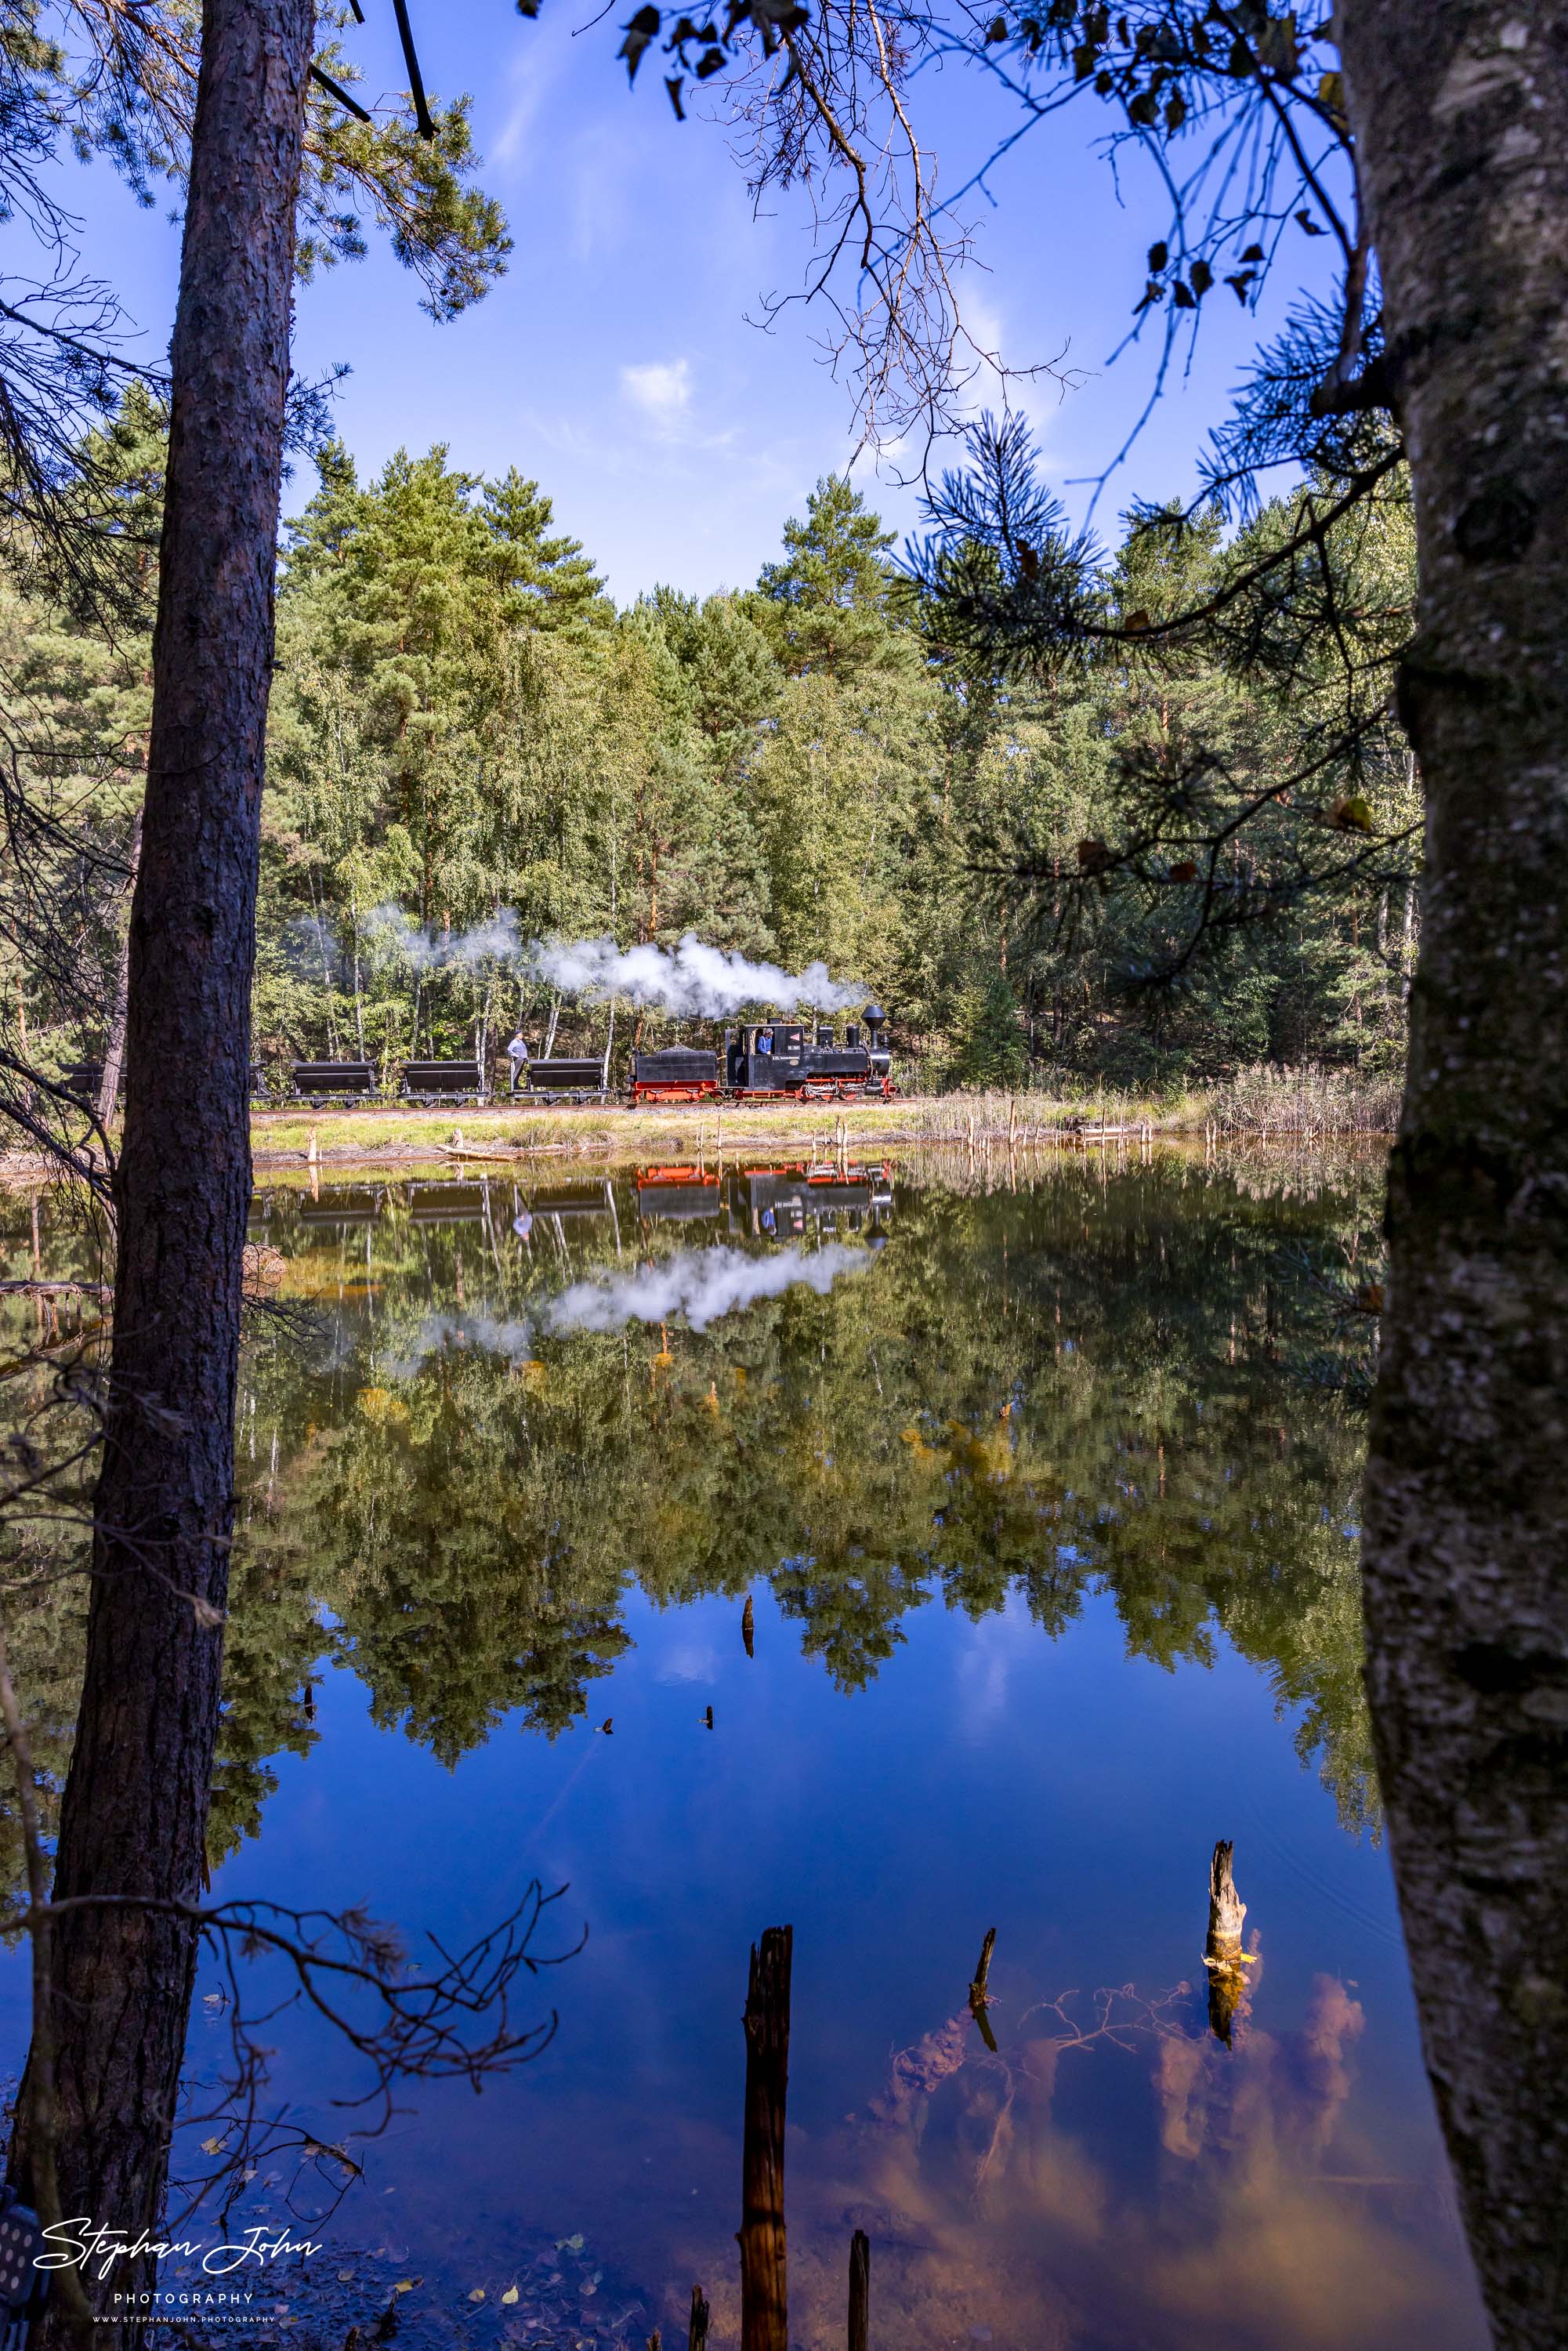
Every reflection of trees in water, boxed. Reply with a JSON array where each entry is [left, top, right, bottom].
[[223, 1160, 1384, 1835], [0, 1159, 1383, 1850]]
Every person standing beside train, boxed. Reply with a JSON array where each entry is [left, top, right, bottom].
[[507, 1030, 531, 1093]]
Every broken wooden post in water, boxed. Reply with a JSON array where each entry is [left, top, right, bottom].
[[739, 1924, 792, 2351], [969, 1925, 999, 2052], [687, 2283, 710, 2349], [742, 1593, 755, 1658], [1203, 1837, 1254, 2046], [847, 2229, 870, 2351]]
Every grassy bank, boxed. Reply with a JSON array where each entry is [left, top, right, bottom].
[[0, 1067, 1400, 1185], [1206, 1063, 1402, 1137], [248, 1091, 1168, 1166], [242, 1063, 1398, 1168]]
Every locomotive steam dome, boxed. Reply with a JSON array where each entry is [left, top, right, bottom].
[[863, 1003, 887, 1025]]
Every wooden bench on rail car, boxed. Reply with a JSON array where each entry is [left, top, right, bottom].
[[521, 1058, 608, 1103], [289, 1060, 377, 1104], [400, 1059, 487, 1104]]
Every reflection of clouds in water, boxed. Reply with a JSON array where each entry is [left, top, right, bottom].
[[954, 1605, 1017, 1744], [543, 1244, 871, 1336], [739, 1959, 1478, 2351], [655, 1642, 720, 1686], [375, 1247, 872, 1376]]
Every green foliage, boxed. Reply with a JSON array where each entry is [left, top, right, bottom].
[[5, 399, 1419, 1096], [951, 972, 1027, 1087], [223, 1159, 1381, 1836], [0, 1157, 1385, 1884], [756, 473, 904, 679]]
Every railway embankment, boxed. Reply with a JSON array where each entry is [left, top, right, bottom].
[[0, 1068, 1401, 1183]]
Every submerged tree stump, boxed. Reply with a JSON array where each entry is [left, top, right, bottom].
[[739, 1924, 792, 2351], [742, 1593, 755, 1658], [1207, 1838, 1246, 1947], [1203, 1838, 1252, 2046], [687, 2284, 710, 2349], [848, 2229, 870, 2351]]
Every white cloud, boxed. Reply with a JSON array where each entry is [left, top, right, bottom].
[[491, 45, 564, 170], [621, 358, 694, 433], [954, 289, 1079, 451]]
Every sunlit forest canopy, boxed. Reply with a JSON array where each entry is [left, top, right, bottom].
[[2, 409, 1419, 1096]]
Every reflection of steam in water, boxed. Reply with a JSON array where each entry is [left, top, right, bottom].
[[541, 1244, 872, 1336], [735, 1954, 1465, 2351], [381, 1311, 535, 1379], [378, 1245, 874, 1375], [668, 1864, 1468, 2350]]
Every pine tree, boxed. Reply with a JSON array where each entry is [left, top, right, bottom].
[[756, 473, 904, 678], [483, 469, 612, 632]]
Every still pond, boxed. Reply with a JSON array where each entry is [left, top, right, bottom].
[[0, 1150, 1490, 2349]]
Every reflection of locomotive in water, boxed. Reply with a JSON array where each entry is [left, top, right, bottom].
[[629, 1005, 894, 1104], [253, 1159, 893, 1246], [634, 1160, 894, 1239]]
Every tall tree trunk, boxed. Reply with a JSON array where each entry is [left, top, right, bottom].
[[94, 806, 143, 1130], [1341, 10, 1568, 2346], [11, 2, 315, 2336]]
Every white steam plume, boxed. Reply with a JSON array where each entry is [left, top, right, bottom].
[[360, 904, 527, 975], [382, 1311, 536, 1378], [343, 911, 861, 1014], [531, 933, 860, 1016]]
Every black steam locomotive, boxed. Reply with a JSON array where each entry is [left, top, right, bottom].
[[629, 1005, 893, 1104]]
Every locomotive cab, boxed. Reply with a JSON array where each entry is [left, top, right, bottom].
[[727, 1023, 806, 1091]]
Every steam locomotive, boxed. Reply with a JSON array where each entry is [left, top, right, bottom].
[[627, 1005, 894, 1105]]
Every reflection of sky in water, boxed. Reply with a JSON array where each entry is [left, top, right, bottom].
[[0, 1163, 1490, 2347], [191, 1585, 1483, 2349]]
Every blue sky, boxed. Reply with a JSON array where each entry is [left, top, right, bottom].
[[56, 2, 1327, 600]]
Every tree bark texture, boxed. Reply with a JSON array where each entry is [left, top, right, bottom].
[[94, 806, 143, 1130], [11, 1, 315, 2333], [1342, 8, 1568, 2344], [739, 1925, 791, 2351]]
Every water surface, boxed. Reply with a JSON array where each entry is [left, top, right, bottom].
[[0, 1152, 1487, 2349]]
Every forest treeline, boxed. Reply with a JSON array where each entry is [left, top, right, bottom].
[[4, 389, 1421, 1095]]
